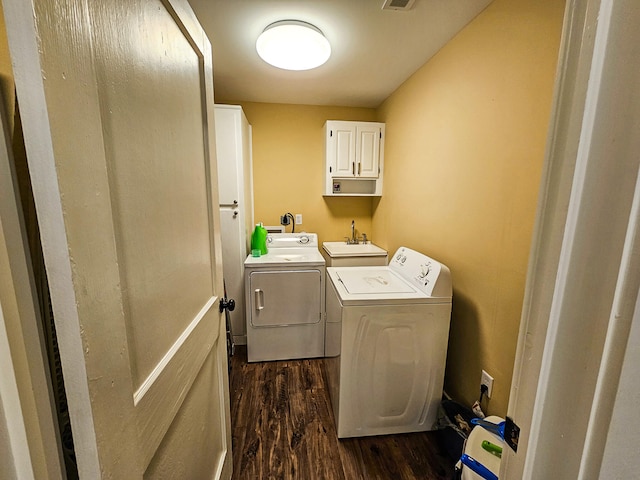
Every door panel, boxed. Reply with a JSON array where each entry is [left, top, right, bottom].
[[3, 0, 231, 478], [219, 208, 247, 340], [249, 270, 322, 327], [215, 107, 242, 206], [331, 123, 356, 176], [357, 126, 380, 178], [92, 0, 214, 386], [144, 350, 225, 478]]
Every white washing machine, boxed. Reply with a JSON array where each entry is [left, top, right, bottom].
[[244, 233, 325, 362], [325, 246, 452, 438]]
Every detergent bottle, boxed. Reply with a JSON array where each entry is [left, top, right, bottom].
[[251, 223, 268, 256]]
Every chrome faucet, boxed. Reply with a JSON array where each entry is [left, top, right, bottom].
[[345, 220, 361, 244], [344, 221, 370, 244]]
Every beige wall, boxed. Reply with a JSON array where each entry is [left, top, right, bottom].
[[375, 0, 565, 415], [237, 102, 378, 244]]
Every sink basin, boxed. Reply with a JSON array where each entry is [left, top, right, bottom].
[[322, 241, 387, 257]]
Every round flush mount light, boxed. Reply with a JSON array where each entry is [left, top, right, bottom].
[[256, 20, 331, 71]]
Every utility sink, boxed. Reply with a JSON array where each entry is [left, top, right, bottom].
[[322, 242, 388, 267], [322, 242, 388, 256]]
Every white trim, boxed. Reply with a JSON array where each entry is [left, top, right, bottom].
[[501, 0, 601, 474], [0, 46, 64, 480], [505, 0, 640, 477], [2, 0, 101, 477], [133, 296, 216, 404], [0, 303, 34, 480], [579, 168, 640, 478]]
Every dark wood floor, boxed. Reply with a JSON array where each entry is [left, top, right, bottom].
[[229, 347, 456, 479]]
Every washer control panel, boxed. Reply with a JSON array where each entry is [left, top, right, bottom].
[[389, 247, 445, 296]]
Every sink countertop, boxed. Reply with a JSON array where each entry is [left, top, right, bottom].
[[322, 241, 388, 257]]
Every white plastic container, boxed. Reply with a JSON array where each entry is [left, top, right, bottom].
[[461, 415, 505, 480]]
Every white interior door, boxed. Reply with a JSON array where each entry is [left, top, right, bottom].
[[3, 0, 232, 478]]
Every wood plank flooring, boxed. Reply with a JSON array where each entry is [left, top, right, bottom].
[[229, 347, 456, 479]]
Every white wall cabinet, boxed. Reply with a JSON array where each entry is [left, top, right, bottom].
[[324, 120, 385, 196], [215, 104, 253, 345]]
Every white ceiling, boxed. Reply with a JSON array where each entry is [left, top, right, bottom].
[[188, 0, 492, 108]]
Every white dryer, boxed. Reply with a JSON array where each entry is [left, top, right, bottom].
[[244, 233, 325, 362], [325, 246, 452, 438]]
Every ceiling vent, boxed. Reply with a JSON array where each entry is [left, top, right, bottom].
[[382, 0, 416, 11]]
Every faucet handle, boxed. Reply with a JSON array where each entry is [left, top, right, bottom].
[[362, 233, 368, 244], [344, 236, 351, 244]]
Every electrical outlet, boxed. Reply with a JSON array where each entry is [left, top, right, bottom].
[[481, 370, 494, 398], [295, 214, 302, 224]]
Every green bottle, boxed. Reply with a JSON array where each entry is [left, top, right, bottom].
[[251, 223, 268, 255]]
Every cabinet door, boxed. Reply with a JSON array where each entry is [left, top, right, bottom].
[[215, 107, 242, 206], [356, 125, 381, 178], [328, 122, 356, 177], [219, 208, 246, 341]]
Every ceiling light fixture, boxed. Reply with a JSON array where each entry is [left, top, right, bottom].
[[256, 20, 331, 71]]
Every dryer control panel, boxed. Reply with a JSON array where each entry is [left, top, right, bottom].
[[266, 232, 318, 248], [389, 247, 451, 298]]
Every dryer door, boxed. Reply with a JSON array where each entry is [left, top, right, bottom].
[[249, 270, 322, 327]]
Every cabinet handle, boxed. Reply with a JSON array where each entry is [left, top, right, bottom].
[[254, 289, 264, 310], [352, 161, 355, 175], [233, 210, 238, 218], [358, 163, 361, 175]]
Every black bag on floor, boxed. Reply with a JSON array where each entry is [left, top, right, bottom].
[[435, 399, 476, 462]]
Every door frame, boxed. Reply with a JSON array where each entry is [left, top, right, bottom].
[[503, 0, 640, 477], [0, 87, 64, 478]]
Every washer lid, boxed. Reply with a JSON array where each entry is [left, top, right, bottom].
[[327, 266, 451, 305], [336, 268, 415, 294]]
